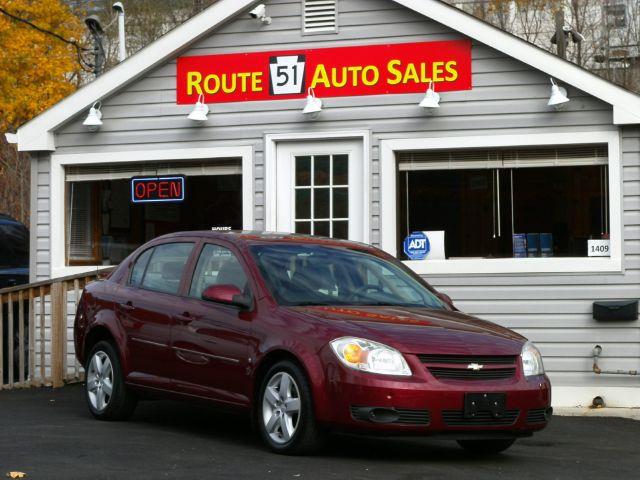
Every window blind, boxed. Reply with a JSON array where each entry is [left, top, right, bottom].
[[65, 159, 242, 182], [398, 145, 608, 171], [67, 182, 94, 261]]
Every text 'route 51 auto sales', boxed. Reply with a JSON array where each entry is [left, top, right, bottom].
[[176, 40, 472, 104]]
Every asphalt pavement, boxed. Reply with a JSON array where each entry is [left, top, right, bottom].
[[0, 384, 638, 479]]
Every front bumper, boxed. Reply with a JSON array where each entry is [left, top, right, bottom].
[[317, 352, 551, 436]]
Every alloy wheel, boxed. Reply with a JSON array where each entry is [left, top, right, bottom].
[[86, 350, 114, 412], [262, 371, 301, 444]]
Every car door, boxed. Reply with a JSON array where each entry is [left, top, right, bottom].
[[117, 241, 196, 389], [169, 242, 253, 406]]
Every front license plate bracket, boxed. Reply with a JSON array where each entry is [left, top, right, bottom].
[[464, 393, 506, 419]]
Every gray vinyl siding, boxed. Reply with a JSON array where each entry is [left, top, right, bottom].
[[41, 0, 638, 389], [32, 152, 51, 282]]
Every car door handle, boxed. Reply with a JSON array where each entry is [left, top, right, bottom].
[[174, 312, 193, 325], [118, 301, 135, 311]]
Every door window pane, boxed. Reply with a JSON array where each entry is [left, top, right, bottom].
[[141, 242, 194, 294], [314, 221, 330, 237], [314, 189, 330, 219], [295, 156, 311, 186], [189, 244, 248, 299], [333, 188, 348, 218], [314, 155, 330, 186], [295, 189, 311, 219], [333, 154, 349, 185]]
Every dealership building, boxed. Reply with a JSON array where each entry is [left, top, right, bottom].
[[12, 0, 640, 407]]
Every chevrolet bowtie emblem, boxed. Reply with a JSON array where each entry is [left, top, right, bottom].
[[467, 363, 484, 371]]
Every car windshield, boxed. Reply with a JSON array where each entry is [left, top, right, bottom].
[[250, 244, 446, 309]]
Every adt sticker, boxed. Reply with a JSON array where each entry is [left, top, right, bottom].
[[403, 232, 430, 260]]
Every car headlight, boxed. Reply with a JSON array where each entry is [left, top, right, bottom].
[[329, 337, 412, 376], [521, 342, 545, 377]]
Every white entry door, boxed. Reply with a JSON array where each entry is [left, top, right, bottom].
[[276, 140, 365, 241]]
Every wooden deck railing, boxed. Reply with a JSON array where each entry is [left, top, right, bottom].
[[0, 269, 112, 390]]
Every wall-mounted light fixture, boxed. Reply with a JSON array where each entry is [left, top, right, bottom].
[[249, 4, 271, 25], [548, 78, 570, 109], [419, 81, 440, 109], [188, 94, 209, 124], [82, 102, 103, 131], [303, 88, 323, 119]]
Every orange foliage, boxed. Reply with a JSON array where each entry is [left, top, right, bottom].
[[0, 0, 83, 132]]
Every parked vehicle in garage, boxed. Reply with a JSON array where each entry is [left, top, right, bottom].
[[74, 231, 551, 455], [0, 214, 29, 289]]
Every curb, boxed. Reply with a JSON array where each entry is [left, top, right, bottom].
[[554, 407, 640, 421]]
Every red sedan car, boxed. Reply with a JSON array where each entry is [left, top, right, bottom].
[[74, 231, 551, 455]]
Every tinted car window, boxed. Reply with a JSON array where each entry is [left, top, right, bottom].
[[251, 244, 445, 309], [0, 223, 29, 268], [129, 248, 154, 287], [189, 244, 248, 299], [140, 243, 194, 295]]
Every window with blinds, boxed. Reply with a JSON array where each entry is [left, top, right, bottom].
[[397, 145, 610, 260], [67, 182, 97, 263], [303, 0, 338, 34], [398, 145, 608, 171]]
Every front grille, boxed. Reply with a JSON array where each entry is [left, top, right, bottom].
[[428, 367, 516, 380], [350, 406, 430, 425], [442, 409, 520, 427], [418, 354, 518, 381], [417, 355, 517, 365], [526, 408, 548, 424]]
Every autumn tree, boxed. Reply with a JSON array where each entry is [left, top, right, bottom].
[[0, 0, 84, 224]]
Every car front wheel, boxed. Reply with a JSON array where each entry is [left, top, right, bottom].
[[257, 360, 323, 455], [85, 340, 137, 420], [456, 438, 516, 454]]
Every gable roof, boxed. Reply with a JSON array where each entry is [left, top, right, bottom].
[[14, 0, 640, 151]]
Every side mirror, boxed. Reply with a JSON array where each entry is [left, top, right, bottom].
[[202, 284, 252, 310], [436, 292, 457, 310]]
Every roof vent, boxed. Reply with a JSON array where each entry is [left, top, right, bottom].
[[304, 0, 337, 34]]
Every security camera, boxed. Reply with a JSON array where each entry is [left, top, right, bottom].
[[249, 4, 271, 24], [84, 15, 104, 34]]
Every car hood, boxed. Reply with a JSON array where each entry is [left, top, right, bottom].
[[288, 305, 526, 356]]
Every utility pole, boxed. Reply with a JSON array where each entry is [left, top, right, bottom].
[[555, 8, 567, 59]]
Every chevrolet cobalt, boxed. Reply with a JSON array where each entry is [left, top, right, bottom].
[[74, 231, 551, 455]]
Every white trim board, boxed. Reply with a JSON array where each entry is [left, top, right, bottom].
[[552, 386, 640, 409], [14, 0, 640, 152], [264, 130, 371, 243], [380, 131, 623, 275], [50, 145, 254, 278]]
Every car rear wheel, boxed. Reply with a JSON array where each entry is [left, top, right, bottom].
[[456, 438, 516, 454], [85, 341, 137, 421], [257, 360, 323, 455]]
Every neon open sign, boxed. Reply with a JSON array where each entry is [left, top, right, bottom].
[[131, 176, 186, 203]]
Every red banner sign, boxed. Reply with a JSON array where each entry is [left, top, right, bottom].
[[176, 40, 472, 104]]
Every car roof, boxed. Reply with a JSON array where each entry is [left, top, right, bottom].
[[153, 230, 376, 251]]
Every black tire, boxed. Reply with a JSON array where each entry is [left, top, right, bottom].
[[256, 360, 324, 455], [456, 438, 516, 454], [84, 340, 137, 421]]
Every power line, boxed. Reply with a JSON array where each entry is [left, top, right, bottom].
[[0, 7, 87, 50], [0, 7, 94, 71]]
